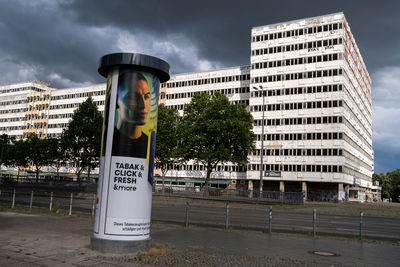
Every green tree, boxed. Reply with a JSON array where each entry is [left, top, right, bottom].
[[179, 92, 256, 189], [25, 134, 52, 183], [155, 104, 180, 191], [0, 134, 12, 170], [373, 170, 400, 202], [61, 97, 103, 182], [387, 169, 400, 202], [46, 137, 66, 180], [8, 139, 28, 181]]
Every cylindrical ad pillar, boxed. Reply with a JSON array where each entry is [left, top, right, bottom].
[[91, 53, 170, 253]]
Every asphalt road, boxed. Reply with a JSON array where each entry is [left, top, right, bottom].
[[2, 211, 400, 266], [1, 190, 399, 242], [151, 202, 400, 241]]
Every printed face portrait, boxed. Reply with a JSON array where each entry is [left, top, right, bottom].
[[117, 72, 150, 126], [122, 79, 150, 125]]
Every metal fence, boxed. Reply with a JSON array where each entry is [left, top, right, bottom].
[[0, 188, 96, 215], [153, 186, 304, 205], [0, 188, 398, 242], [0, 175, 97, 193]]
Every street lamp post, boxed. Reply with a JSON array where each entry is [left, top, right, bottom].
[[252, 85, 265, 196]]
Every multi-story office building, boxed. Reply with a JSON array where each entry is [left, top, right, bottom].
[[0, 13, 375, 201], [0, 80, 52, 140], [248, 12, 373, 201], [161, 12, 374, 201], [47, 84, 105, 138]]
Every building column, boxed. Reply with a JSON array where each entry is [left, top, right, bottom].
[[338, 183, 344, 202], [248, 180, 253, 198], [302, 181, 307, 201], [279, 181, 285, 202], [279, 181, 285, 192], [344, 184, 349, 201]]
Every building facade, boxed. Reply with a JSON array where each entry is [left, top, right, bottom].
[[160, 13, 374, 201], [0, 13, 375, 201]]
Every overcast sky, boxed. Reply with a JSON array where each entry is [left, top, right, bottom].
[[0, 0, 398, 174]]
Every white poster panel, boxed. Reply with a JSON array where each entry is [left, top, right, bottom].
[[104, 156, 152, 239]]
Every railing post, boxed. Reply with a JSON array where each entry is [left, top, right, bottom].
[[69, 192, 73, 216], [29, 190, 34, 212], [269, 205, 272, 233], [360, 211, 364, 241], [49, 192, 53, 212], [313, 208, 317, 237], [225, 203, 230, 230], [92, 194, 96, 217], [12, 189, 16, 208], [185, 202, 190, 227]]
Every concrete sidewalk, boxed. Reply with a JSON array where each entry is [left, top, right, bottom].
[[0, 211, 399, 266]]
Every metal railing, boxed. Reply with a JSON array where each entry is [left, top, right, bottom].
[[0, 188, 397, 242], [153, 185, 304, 205]]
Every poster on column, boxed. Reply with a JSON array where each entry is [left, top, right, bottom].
[[105, 69, 159, 238]]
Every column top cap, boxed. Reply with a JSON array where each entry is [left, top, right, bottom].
[[98, 53, 170, 83]]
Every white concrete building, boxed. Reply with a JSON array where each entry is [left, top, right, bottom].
[[47, 84, 105, 138], [0, 13, 374, 201], [161, 13, 373, 201]]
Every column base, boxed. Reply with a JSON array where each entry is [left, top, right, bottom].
[[90, 236, 150, 254]]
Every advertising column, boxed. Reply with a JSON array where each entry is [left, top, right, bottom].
[[91, 53, 170, 253]]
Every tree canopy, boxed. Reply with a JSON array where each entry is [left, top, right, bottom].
[[373, 169, 400, 202], [61, 97, 103, 181], [155, 104, 180, 189], [179, 92, 256, 188], [25, 134, 55, 182]]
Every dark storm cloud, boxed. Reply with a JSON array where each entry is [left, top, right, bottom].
[[1, 0, 399, 86], [62, 0, 400, 73], [0, 0, 115, 87]]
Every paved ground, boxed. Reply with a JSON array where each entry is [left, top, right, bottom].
[[0, 211, 399, 266]]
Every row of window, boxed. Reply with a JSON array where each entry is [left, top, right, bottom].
[[0, 86, 44, 94], [0, 117, 24, 122], [166, 74, 250, 88], [252, 53, 342, 70], [256, 132, 343, 141], [27, 95, 50, 102], [48, 113, 74, 119], [254, 115, 343, 126], [26, 114, 47, 120], [248, 164, 343, 173], [49, 100, 105, 110], [0, 108, 26, 114], [0, 99, 26, 106], [0, 126, 24, 131], [26, 123, 47, 129], [252, 22, 343, 42], [27, 104, 49, 111], [251, 38, 342, 56], [167, 100, 250, 111], [166, 86, 250, 100], [47, 133, 61, 138], [250, 99, 343, 112], [252, 148, 343, 157], [251, 84, 343, 98], [48, 123, 69, 129], [165, 163, 344, 173], [168, 164, 246, 172], [22, 132, 46, 139], [252, 68, 342, 83], [51, 90, 105, 101]]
